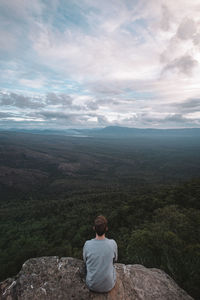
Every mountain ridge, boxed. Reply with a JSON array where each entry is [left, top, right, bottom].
[[1, 125, 200, 137]]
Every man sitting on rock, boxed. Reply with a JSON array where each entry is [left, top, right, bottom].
[[83, 215, 118, 293]]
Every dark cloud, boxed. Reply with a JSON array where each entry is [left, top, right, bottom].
[[0, 111, 15, 119], [180, 98, 200, 109], [86, 101, 99, 110], [176, 18, 196, 40], [39, 111, 75, 121], [120, 112, 200, 128], [84, 97, 120, 111], [193, 33, 200, 45], [150, 113, 199, 126], [160, 5, 172, 31], [97, 115, 109, 126], [0, 92, 44, 108], [46, 93, 73, 106], [163, 54, 198, 75], [173, 98, 200, 113], [0, 92, 86, 111], [38, 110, 94, 126], [37, 110, 113, 127], [45, 93, 89, 111], [163, 113, 188, 123]]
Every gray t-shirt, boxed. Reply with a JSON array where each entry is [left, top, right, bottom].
[[83, 238, 118, 292]]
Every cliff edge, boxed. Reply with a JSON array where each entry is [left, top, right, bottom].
[[0, 257, 193, 300]]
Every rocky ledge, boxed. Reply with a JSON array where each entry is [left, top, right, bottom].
[[0, 257, 193, 300]]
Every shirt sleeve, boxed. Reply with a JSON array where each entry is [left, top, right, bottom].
[[113, 240, 118, 262], [83, 242, 87, 263]]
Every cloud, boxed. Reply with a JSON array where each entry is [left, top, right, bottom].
[[0, 0, 43, 58], [86, 101, 99, 111], [88, 80, 124, 95], [176, 18, 197, 40], [0, 92, 44, 108], [0, 0, 200, 129], [181, 98, 200, 109], [0, 111, 14, 119], [37, 110, 111, 127], [162, 54, 198, 75], [97, 115, 110, 126], [161, 113, 200, 127], [193, 33, 200, 45], [164, 113, 188, 123], [40, 111, 76, 121], [126, 112, 200, 128], [46, 93, 73, 106], [160, 5, 173, 32], [173, 98, 200, 113], [19, 78, 46, 89]]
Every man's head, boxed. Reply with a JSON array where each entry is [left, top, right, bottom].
[[94, 215, 108, 236]]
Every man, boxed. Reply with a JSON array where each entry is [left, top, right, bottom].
[[83, 215, 118, 293]]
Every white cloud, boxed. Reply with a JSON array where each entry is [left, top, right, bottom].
[[0, 0, 200, 128], [19, 78, 46, 89]]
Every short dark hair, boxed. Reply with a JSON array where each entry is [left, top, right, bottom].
[[94, 215, 108, 236]]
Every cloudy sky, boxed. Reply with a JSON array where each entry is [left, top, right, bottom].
[[0, 0, 200, 129]]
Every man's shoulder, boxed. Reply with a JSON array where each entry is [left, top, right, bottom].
[[84, 238, 117, 247], [107, 238, 117, 247], [83, 239, 95, 247]]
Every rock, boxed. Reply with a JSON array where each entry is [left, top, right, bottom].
[[0, 257, 193, 300]]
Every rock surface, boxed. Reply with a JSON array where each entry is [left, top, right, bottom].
[[0, 256, 193, 300]]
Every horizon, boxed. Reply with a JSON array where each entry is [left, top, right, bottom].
[[1, 0, 200, 130], [1, 125, 200, 133]]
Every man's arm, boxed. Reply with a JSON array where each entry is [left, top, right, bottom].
[[83, 242, 87, 263], [113, 240, 118, 262]]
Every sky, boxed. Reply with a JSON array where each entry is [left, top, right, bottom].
[[0, 0, 200, 129]]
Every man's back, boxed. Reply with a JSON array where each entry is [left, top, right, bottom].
[[83, 238, 118, 292]]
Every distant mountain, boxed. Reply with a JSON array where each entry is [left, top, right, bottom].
[[85, 126, 200, 137], [0, 128, 79, 135], [1, 126, 200, 137], [100, 126, 200, 136]]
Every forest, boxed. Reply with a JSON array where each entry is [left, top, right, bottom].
[[0, 130, 200, 299]]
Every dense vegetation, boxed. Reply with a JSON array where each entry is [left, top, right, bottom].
[[0, 131, 200, 298]]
